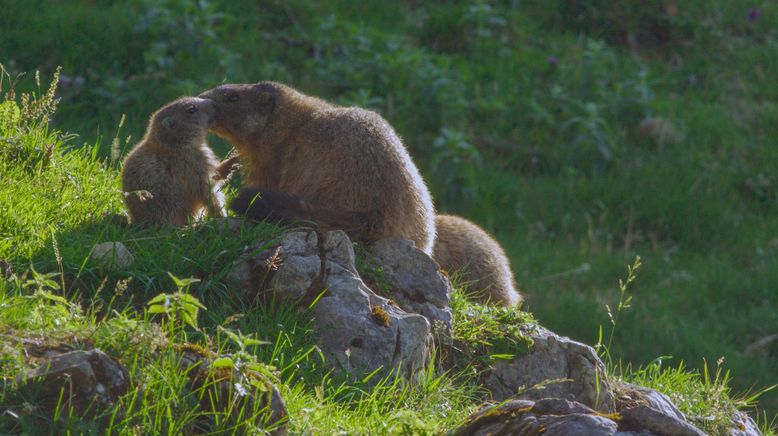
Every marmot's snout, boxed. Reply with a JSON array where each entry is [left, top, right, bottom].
[[197, 92, 220, 127], [196, 97, 217, 127]]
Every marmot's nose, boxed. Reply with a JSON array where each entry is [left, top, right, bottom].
[[200, 96, 216, 111], [198, 97, 217, 126]]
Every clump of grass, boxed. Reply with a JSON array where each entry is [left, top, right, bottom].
[[0, 64, 71, 174], [596, 256, 642, 366], [613, 357, 776, 435], [447, 279, 536, 369], [597, 256, 776, 434]]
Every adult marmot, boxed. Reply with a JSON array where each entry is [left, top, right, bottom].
[[122, 97, 234, 227], [434, 214, 521, 306], [199, 83, 519, 305], [199, 82, 436, 254]]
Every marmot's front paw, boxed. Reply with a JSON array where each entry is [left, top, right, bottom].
[[213, 151, 241, 181]]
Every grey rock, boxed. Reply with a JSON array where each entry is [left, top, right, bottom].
[[321, 230, 357, 273], [617, 383, 687, 421], [313, 269, 431, 378], [531, 397, 597, 415], [367, 238, 452, 332], [483, 326, 616, 412], [615, 383, 707, 436], [368, 238, 450, 307], [232, 230, 433, 379], [214, 216, 245, 233], [179, 348, 288, 435], [453, 398, 618, 436], [730, 411, 762, 436], [621, 405, 706, 436], [453, 381, 721, 436], [407, 301, 453, 336], [24, 349, 129, 415], [91, 241, 134, 268], [539, 414, 619, 435], [228, 231, 318, 301]]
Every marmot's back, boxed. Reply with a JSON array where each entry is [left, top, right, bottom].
[[286, 107, 435, 251]]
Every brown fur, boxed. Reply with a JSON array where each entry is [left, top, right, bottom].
[[121, 97, 227, 227], [433, 214, 521, 306], [199, 82, 436, 254]]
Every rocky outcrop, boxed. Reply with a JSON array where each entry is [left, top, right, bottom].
[[226, 226, 764, 435], [22, 349, 130, 416], [483, 326, 616, 412], [367, 238, 453, 334], [178, 346, 288, 435], [453, 398, 616, 436], [616, 383, 707, 435], [453, 394, 709, 436], [229, 230, 436, 379], [730, 411, 762, 436]]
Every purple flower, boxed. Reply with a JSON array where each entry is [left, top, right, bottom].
[[747, 8, 761, 22], [547, 56, 559, 68]]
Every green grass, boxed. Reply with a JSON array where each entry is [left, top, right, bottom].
[[1, 0, 777, 431]]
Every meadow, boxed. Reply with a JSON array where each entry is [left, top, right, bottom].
[[1, 0, 776, 432]]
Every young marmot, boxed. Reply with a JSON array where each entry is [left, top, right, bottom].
[[198, 82, 436, 254], [433, 214, 521, 306], [122, 97, 234, 227]]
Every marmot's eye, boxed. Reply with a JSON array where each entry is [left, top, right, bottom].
[[186, 104, 198, 114], [227, 94, 239, 103]]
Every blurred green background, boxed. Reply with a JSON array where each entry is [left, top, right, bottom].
[[2, 0, 776, 416]]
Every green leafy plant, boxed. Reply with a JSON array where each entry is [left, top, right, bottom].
[[428, 127, 484, 207], [134, 0, 237, 78], [206, 326, 278, 405], [146, 272, 206, 335]]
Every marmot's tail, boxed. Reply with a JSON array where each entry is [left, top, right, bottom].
[[231, 187, 375, 240]]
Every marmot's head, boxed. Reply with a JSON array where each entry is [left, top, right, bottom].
[[147, 97, 216, 149], [198, 82, 283, 145]]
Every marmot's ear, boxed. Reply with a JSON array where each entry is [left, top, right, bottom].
[[252, 84, 277, 112], [161, 116, 176, 131], [259, 91, 275, 107]]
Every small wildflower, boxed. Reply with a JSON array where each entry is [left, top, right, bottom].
[[547, 55, 559, 68], [234, 382, 248, 397], [747, 8, 760, 22]]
